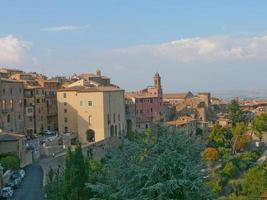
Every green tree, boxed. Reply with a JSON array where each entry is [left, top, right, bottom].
[[88, 124, 214, 199], [208, 125, 232, 148], [251, 113, 267, 140], [232, 122, 247, 154], [0, 154, 20, 170], [241, 166, 267, 198], [229, 99, 244, 126]]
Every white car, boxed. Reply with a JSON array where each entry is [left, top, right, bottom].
[[1, 187, 13, 198], [19, 169, 26, 179], [44, 130, 54, 135]]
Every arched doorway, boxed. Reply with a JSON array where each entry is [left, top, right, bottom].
[[127, 119, 132, 133], [86, 129, 95, 142], [110, 125, 114, 136]]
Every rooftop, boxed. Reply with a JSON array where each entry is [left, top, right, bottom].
[[58, 85, 123, 93], [167, 116, 196, 126], [0, 131, 25, 142]]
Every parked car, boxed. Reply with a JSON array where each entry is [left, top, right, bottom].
[[44, 130, 55, 135], [18, 169, 26, 179], [1, 187, 13, 198]]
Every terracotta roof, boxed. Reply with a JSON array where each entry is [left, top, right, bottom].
[[163, 92, 194, 100], [0, 78, 24, 83], [125, 92, 158, 99], [58, 85, 123, 92], [167, 116, 196, 126], [0, 132, 25, 142]]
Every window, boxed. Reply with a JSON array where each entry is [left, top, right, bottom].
[[10, 88, 12, 95], [19, 100, 22, 107], [88, 101, 92, 106], [2, 100, 6, 112], [18, 114, 21, 120], [7, 115, 10, 123], [118, 114, 120, 121], [19, 88, 22, 94], [37, 99, 40, 103], [107, 114, 110, 124], [10, 100, 13, 110], [64, 102, 67, 106], [140, 109, 143, 114], [113, 113, 115, 123], [2, 88, 5, 94], [64, 109, 67, 113], [80, 101, 83, 106], [63, 93, 67, 98], [64, 117, 68, 123], [88, 115, 92, 125], [64, 126, 68, 133], [151, 108, 153, 112]]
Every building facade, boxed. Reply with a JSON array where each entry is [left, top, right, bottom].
[[125, 73, 163, 132], [57, 86, 126, 143], [0, 79, 24, 132]]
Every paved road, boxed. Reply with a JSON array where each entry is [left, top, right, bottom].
[[13, 164, 44, 200]]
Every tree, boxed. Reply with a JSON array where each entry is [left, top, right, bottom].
[[241, 166, 267, 198], [232, 122, 247, 154], [46, 144, 89, 200], [87, 124, 214, 199], [220, 161, 239, 178], [201, 147, 219, 165], [208, 125, 232, 148], [0, 154, 20, 170], [251, 113, 267, 140], [229, 100, 244, 126]]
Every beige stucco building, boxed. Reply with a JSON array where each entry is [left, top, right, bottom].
[[57, 86, 126, 143], [0, 78, 24, 132]]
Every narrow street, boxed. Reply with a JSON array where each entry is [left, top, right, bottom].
[[13, 164, 44, 200]]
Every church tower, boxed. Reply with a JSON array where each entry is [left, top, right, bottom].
[[153, 72, 162, 95]]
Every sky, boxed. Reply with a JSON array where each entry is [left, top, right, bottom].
[[1, 0, 267, 92]]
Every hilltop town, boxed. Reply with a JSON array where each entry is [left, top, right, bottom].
[[1, 67, 267, 199]]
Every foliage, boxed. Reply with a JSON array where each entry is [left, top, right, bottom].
[[208, 175, 222, 194], [251, 113, 267, 140], [218, 147, 232, 160], [45, 167, 64, 200], [201, 147, 219, 164], [45, 144, 89, 200], [220, 161, 239, 178], [241, 166, 267, 198], [208, 125, 232, 148], [232, 123, 248, 154], [228, 100, 244, 126], [0, 153, 20, 170], [87, 124, 214, 200]]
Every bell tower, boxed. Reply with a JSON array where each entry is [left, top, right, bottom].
[[154, 72, 161, 89], [153, 72, 162, 95]]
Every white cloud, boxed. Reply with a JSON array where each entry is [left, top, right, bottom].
[[99, 34, 267, 64], [0, 35, 32, 65], [42, 24, 89, 32]]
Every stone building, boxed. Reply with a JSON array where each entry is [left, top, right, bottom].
[[9, 73, 48, 135], [0, 78, 24, 132], [167, 116, 197, 136], [0, 130, 26, 166], [125, 73, 163, 132], [57, 72, 126, 144], [37, 78, 60, 132]]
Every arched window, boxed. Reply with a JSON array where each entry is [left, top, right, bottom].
[[86, 129, 95, 142]]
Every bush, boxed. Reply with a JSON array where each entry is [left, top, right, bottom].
[[0, 154, 20, 170]]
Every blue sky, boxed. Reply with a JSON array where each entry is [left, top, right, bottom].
[[1, 1, 267, 92]]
